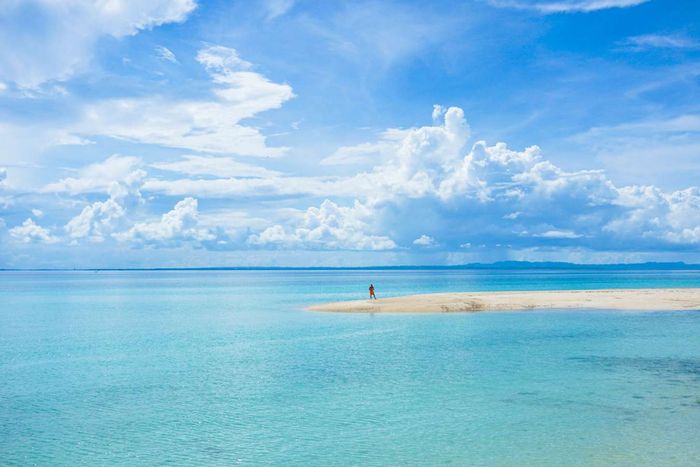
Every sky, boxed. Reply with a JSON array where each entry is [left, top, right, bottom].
[[1, 0, 700, 268]]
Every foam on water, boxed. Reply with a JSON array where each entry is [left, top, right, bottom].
[[1, 270, 700, 465]]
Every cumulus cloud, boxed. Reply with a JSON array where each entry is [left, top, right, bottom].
[[248, 200, 396, 250], [73, 45, 294, 156], [605, 186, 700, 246], [9, 218, 58, 244], [413, 235, 437, 246], [65, 198, 126, 243], [0, 0, 197, 87], [339, 106, 472, 201], [42, 155, 145, 197], [48, 155, 146, 243], [488, 0, 649, 14], [115, 197, 215, 245], [297, 106, 700, 252]]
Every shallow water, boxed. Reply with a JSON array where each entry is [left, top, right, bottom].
[[1, 269, 700, 465]]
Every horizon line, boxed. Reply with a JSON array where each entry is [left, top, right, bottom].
[[3, 260, 700, 272]]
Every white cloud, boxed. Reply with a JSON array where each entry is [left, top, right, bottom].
[[115, 197, 215, 245], [248, 200, 397, 250], [31, 209, 43, 218], [151, 155, 280, 178], [42, 155, 145, 196], [54, 134, 95, 146], [73, 45, 294, 156], [155, 46, 179, 63], [534, 230, 582, 239], [302, 106, 700, 252], [9, 218, 58, 244], [335, 106, 472, 201], [488, 0, 649, 13], [196, 45, 252, 72], [618, 34, 700, 51], [365, 112, 563, 206], [432, 104, 446, 122], [413, 234, 437, 246], [65, 198, 126, 243], [0, 0, 197, 87], [605, 186, 700, 246], [0, 82, 7, 92], [46, 155, 151, 243], [263, 0, 295, 19]]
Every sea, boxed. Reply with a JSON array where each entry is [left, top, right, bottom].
[[1, 268, 700, 465]]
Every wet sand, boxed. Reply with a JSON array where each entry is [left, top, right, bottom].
[[308, 288, 700, 313]]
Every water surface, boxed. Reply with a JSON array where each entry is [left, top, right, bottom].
[[2, 269, 699, 465]]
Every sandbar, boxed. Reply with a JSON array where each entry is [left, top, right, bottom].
[[308, 288, 700, 313]]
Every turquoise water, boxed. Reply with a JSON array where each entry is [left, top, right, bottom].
[[2, 269, 700, 465]]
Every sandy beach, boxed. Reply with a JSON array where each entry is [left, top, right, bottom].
[[308, 288, 700, 313]]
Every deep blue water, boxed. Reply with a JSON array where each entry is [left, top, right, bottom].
[[1, 269, 700, 465]]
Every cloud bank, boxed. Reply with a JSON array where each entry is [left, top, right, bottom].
[[10, 105, 700, 261]]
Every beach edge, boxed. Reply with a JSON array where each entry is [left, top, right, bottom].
[[307, 288, 700, 313]]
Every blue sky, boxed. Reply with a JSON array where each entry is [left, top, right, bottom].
[[1, 0, 700, 267]]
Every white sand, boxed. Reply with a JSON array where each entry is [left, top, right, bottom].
[[308, 288, 700, 313]]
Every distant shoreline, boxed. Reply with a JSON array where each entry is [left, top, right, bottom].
[[308, 288, 700, 313], [3, 261, 700, 272]]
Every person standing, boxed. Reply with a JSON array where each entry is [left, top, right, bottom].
[[369, 284, 376, 300]]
